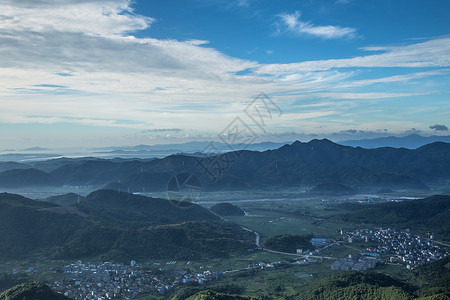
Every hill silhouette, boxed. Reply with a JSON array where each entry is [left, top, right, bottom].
[[1, 140, 448, 191], [0, 191, 253, 260], [43, 193, 83, 206], [0, 282, 68, 300], [339, 134, 450, 149], [0, 168, 56, 187]]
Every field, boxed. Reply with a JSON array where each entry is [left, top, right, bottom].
[[1, 188, 446, 299]]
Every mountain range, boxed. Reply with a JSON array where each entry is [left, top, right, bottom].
[[339, 134, 450, 149], [0, 139, 449, 192]]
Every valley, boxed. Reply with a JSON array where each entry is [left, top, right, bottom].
[[0, 140, 449, 299], [1, 187, 449, 299]]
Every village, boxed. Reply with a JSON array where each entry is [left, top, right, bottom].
[[342, 228, 449, 270], [7, 227, 449, 299], [50, 260, 221, 300]]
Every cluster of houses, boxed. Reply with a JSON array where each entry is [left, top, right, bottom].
[[342, 228, 449, 269], [50, 260, 221, 299], [331, 254, 378, 271]]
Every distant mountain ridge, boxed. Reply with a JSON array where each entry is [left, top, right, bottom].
[[339, 134, 450, 149], [0, 139, 449, 192]]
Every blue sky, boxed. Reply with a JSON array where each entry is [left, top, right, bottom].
[[0, 0, 449, 148]]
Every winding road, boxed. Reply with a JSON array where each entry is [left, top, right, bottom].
[[240, 225, 336, 260]]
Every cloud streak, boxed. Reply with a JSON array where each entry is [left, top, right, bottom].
[[277, 11, 357, 40], [0, 0, 449, 147], [256, 37, 450, 75]]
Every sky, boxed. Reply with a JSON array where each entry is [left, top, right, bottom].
[[1, 0, 450, 149]]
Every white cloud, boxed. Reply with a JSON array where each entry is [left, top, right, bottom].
[[0, 0, 153, 37], [336, 0, 352, 4], [278, 11, 357, 40], [0, 0, 449, 147], [344, 69, 450, 87], [256, 37, 450, 74], [236, 0, 250, 7]]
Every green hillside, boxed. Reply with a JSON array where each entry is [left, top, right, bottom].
[[211, 203, 245, 216], [62, 221, 254, 261], [0, 191, 253, 261], [301, 272, 413, 300], [0, 282, 69, 300], [43, 193, 83, 206], [337, 195, 450, 237], [263, 234, 313, 253], [0, 193, 84, 259], [300, 257, 450, 300], [0, 168, 56, 187], [79, 189, 219, 228], [186, 290, 256, 300]]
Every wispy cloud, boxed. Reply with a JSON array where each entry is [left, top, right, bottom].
[[0, 0, 449, 147], [142, 128, 183, 133], [342, 69, 450, 88], [236, 0, 250, 7], [277, 11, 357, 40], [0, 0, 153, 37], [256, 37, 450, 74], [336, 0, 352, 4]]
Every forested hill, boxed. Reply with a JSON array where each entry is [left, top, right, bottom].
[[0, 191, 253, 260], [0, 282, 69, 300], [337, 194, 450, 237], [79, 189, 219, 228], [302, 256, 450, 299], [0, 139, 448, 191]]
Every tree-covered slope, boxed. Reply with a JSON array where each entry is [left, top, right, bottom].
[[0, 282, 69, 300], [211, 203, 245, 216], [0, 168, 56, 187], [0, 191, 253, 261], [79, 189, 219, 228], [337, 195, 450, 237], [186, 290, 256, 300], [263, 234, 313, 253], [43, 193, 84, 206], [299, 270, 449, 300]]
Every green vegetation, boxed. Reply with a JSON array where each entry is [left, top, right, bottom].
[[263, 234, 313, 253], [0, 169, 56, 187], [78, 189, 219, 228], [412, 256, 450, 297], [211, 203, 245, 216], [301, 272, 413, 300], [0, 274, 29, 294], [297, 257, 450, 300], [168, 284, 247, 300], [338, 195, 450, 237], [0, 281, 68, 300], [186, 290, 256, 300], [0, 191, 254, 261], [43, 193, 83, 206]]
